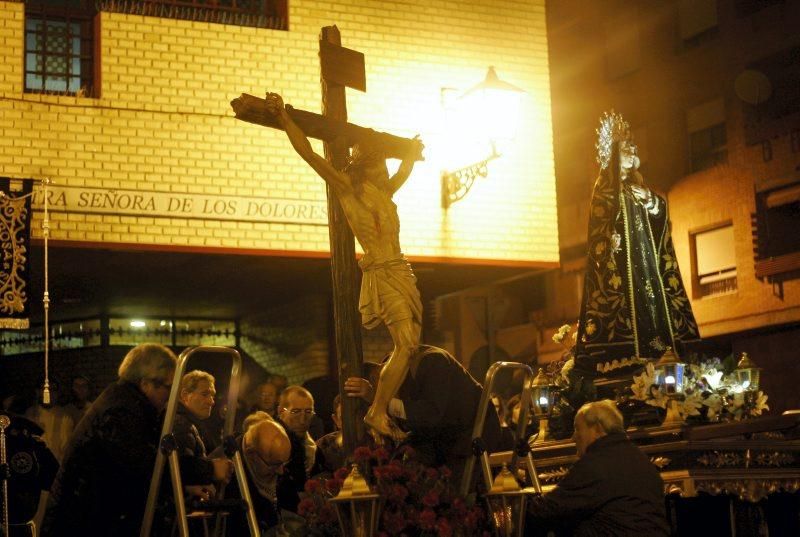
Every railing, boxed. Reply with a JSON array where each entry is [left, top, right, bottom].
[[97, 0, 288, 30]]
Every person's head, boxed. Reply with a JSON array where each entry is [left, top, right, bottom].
[[71, 375, 91, 403], [278, 385, 315, 438], [118, 343, 177, 411], [243, 412, 291, 479], [345, 141, 389, 188], [266, 374, 288, 395], [619, 140, 643, 184], [179, 370, 216, 419], [331, 394, 342, 431], [572, 400, 624, 457], [254, 382, 278, 415]]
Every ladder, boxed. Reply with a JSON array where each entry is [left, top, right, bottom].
[[140, 346, 259, 537], [459, 361, 543, 497]]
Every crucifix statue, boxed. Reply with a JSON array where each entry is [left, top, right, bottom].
[[230, 26, 424, 445]]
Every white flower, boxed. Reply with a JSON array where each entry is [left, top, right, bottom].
[[750, 391, 769, 417], [680, 392, 703, 418], [703, 370, 724, 390], [560, 358, 574, 383], [704, 393, 723, 421], [631, 362, 656, 401], [552, 324, 572, 345]]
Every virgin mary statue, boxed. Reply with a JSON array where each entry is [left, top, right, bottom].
[[574, 112, 700, 377]]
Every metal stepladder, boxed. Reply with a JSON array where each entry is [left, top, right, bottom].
[[140, 346, 259, 537], [459, 361, 543, 500]]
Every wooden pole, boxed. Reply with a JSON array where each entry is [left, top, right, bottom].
[[320, 25, 365, 451]]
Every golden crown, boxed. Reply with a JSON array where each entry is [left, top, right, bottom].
[[596, 110, 633, 170]]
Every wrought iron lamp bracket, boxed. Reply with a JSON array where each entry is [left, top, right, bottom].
[[441, 147, 500, 208]]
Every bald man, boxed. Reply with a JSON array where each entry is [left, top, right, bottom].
[[214, 412, 294, 534], [527, 400, 668, 536]]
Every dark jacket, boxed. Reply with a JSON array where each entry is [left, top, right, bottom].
[[527, 433, 669, 536], [397, 345, 504, 476], [275, 416, 324, 513], [41, 380, 161, 537], [173, 403, 214, 485]]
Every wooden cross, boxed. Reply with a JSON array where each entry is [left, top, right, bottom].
[[230, 26, 420, 452]]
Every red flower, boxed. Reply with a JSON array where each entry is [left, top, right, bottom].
[[387, 483, 408, 502], [354, 446, 372, 462], [425, 468, 439, 480], [325, 477, 343, 494], [297, 498, 316, 517], [304, 478, 322, 494], [373, 446, 390, 461], [317, 504, 337, 524], [440, 466, 452, 479], [422, 490, 440, 507], [452, 497, 466, 513], [419, 508, 437, 530], [334, 467, 350, 480], [382, 510, 407, 534], [436, 517, 453, 537]]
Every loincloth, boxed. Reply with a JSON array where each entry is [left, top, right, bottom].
[[358, 254, 422, 329]]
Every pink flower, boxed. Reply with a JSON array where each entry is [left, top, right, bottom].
[[419, 508, 437, 530]]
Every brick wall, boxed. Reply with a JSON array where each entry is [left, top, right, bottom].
[[0, 0, 558, 265]]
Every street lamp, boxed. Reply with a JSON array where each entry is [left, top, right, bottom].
[[734, 352, 761, 392], [441, 66, 525, 208], [530, 368, 556, 444], [329, 464, 382, 537], [654, 347, 686, 426], [484, 463, 533, 537]]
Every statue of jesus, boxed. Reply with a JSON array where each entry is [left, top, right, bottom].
[[265, 92, 424, 442]]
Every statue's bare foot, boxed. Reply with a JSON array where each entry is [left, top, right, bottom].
[[364, 412, 408, 443]]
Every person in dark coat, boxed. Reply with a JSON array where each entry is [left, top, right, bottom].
[[41, 343, 177, 537], [212, 412, 302, 535], [526, 399, 669, 536], [345, 345, 506, 478], [174, 370, 233, 492], [275, 386, 322, 513]]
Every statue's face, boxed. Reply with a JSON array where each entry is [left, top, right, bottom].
[[349, 143, 388, 184], [619, 142, 639, 171]]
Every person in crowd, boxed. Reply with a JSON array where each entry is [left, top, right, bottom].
[[275, 385, 321, 512], [199, 391, 228, 453], [174, 370, 234, 491], [62, 375, 93, 426], [252, 380, 280, 418], [267, 373, 289, 396], [41, 343, 180, 536], [345, 345, 506, 478], [526, 400, 669, 536], [25, 380, 75, 463], [315, 394, 346, 473], [215, 411, 300, 535]]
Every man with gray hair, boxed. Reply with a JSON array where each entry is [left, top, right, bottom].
[[42, 343, 178, 536], [527, 400, 669, 536]]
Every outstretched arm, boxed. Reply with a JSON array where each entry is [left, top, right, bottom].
[[265, 92, 351, 193], [387, 135, 424, 195]]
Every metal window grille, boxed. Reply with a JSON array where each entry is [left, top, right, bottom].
[[24, 3, 95, 96]]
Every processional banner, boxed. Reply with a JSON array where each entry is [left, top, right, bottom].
[[0, 178, 34, 329]]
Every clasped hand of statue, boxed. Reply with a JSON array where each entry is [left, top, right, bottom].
[[265, 92, 285, 116]]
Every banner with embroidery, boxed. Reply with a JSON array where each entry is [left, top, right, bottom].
[[0, 178, 34, 329]]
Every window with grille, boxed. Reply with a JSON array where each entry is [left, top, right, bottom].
[[687, 98, 728, 173], [25, 2, 96, 97], [692, 224, 738, 298]]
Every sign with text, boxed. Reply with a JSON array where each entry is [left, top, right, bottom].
[[31, 185, 329, 226]]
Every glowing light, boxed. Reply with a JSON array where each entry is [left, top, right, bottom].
[[130, 320, 146, 328], [664, 375, 676, 385], [538, 396, 549, 406]]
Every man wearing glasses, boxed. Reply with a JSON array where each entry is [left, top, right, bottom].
[[42, 343, 178, 536], [275, 385, 321, 513]]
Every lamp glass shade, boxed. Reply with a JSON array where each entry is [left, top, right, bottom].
[[461, 67, 524, 144], [735, 353, 761, 391], [658, 362, 685, 395], [486, 494, 526, 537], [331, 495, 381, 537]]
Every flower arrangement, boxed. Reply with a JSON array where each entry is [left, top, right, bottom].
[[629, 357, 769, 422], [299, 445, 492, 536]]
